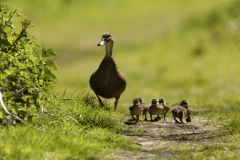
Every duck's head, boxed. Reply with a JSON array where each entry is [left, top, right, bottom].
[[133, 98, 140, 105], [159, 97, 165, 105], [138, 97, 143, 104], [180, 100, 189, 107], [97, 32, 113, 46], [151, 98, 158, 105]]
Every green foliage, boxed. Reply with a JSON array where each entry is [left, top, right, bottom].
[[0, 2, 57, 123]]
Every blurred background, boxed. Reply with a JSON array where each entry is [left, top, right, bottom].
[[4, 0, 240, 113]]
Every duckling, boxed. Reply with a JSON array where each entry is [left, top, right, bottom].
[[171, 100, 192, 124], [148, 98, 164, 121], [139, 97, 149, 121], [180, 100, 192, 123], [90, 32, 127, 110], [129, 98, 142, 121], [158, 97, 170, 121]]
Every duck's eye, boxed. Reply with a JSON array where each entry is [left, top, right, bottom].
[[104, 37, 111, 42]]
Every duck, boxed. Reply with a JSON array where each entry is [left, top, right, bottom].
[[139, 97, 149, 121], [148, 98, 164, 121], [129, 98, 142, 121], [158, 97, 170, 121], [129, 97, 149, 121], [171, 100, 192, 124], [90, 32, 127, 110]]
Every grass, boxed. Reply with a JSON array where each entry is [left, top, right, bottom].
[[0, 92, 139, 159], [1, 0, 240, 159]]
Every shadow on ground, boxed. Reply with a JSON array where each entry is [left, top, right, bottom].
[[115, 112, 220, 160]]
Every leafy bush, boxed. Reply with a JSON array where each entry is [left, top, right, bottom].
[[0, 2, 57, 124]]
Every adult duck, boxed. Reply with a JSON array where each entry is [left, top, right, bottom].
[[90, 32, 127, 110]]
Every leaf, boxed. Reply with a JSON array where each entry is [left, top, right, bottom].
[[46, 60, 58, 70], [31, 68, 39, 74], [42, 47, 57, 57], [0, 61, 4, 67], [0, 54, 7, 60], [16, 12, 24, 17], [31, 41, 40, 48], [3, 17, 9, 21], [6, 22, 15, 28], [14, 62, 25, 70], [6, 35, 13, 44], [31, 24, 37, 28], [21, 19, 30, 27], [19, 71, 24, 76], [3, 26, 11, 33], [24, 44, 32, 52], [5, 69, 12, 76]]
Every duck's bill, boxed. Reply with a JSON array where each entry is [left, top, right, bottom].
[[97, 40, 106, 46]]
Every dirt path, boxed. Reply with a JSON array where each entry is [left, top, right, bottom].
[[116, 114, 218, 160]]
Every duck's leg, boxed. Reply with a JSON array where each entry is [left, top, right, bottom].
[[95, 93, 104, 106], [173, 115, 180, 123], [186, 116, 191, 122], [179, 116, 183, 124], [131, 115, 136, 120], [114, 95, 121, 110], [154, 115, 161, 121], [144, 114, 147, 121], [150, 114, 153, 122], [136, 115, 140, 121]]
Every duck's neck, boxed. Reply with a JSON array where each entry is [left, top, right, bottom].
[[105, 41, 114, 56]]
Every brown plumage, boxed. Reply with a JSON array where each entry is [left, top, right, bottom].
[[148, 98, 164, 121], [129, 97, 148, 121], [158, 97, 170, 121], [171, 100, 192, 124], [129, 98, 142, 121], [90, 32, 126, 110], [139, 97, 149, 121]]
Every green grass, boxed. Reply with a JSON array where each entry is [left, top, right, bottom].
[[0, 92, 139, 159], [176, 111, 240, 159], [1, 0, 240, 159]]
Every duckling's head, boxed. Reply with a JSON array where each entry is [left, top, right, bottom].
[[97, 32, 113, 46], [151, 98, 158, 105], [158, 97, 165, 105], [180, 100, 189, 107], [133, 98, 140, 105], [138, 97, 143, 104]]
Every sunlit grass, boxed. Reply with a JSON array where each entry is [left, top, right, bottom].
[[2, 0, 240, 159], [0, 92, 139, 159]]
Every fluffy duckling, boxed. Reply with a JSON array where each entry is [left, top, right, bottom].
[[139, 97, 149, 121], [129, 98, 142, 121], [171, 100, 192, 124], [158, 97, 170, 121], [148, 98, 164, 121], [90, 32, 126, 110]]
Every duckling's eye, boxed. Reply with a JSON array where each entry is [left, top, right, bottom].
[[134, 100, 139, 104]]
